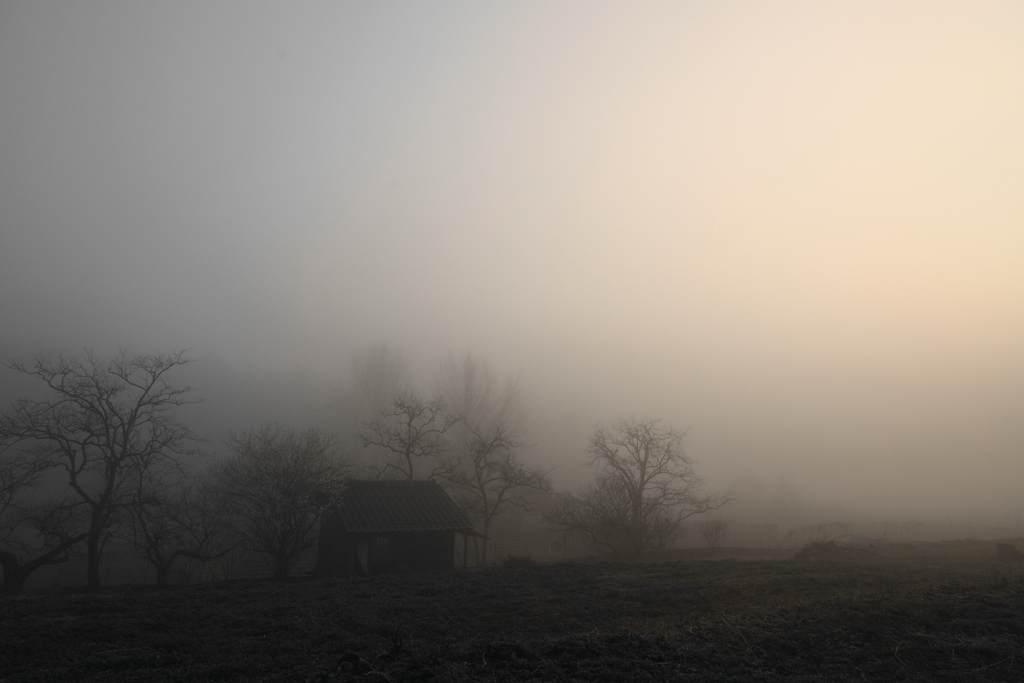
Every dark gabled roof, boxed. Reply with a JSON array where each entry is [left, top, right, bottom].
[[335, 480, 472, 534]]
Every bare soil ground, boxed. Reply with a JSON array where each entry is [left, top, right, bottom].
[[3, 539, 1023, 682]]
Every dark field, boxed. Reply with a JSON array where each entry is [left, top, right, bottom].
[[3, 540, 1023, 682]]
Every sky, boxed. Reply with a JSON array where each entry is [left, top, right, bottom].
[[2, 1, 1023, 522]]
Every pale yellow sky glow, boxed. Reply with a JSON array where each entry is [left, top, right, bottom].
[[1, 1, 1022, 519]]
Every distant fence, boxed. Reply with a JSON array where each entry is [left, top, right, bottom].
[[486, 521, 1021, 561], [779, 522, 1019, 548], [479, 529, 597, 565], [483, 522, 780, 564], [12, 520, 1019, 592], [17, 542, 318, 594], [20, 524, 778, 589], [676, 522, 779, 550]]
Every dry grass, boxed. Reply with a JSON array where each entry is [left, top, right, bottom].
[[2, 538, 1023, 681]]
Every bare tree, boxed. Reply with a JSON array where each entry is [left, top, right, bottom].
[[357, 391, 457, 480], [0, 449, 88, 594], [325, 343, 411, 459], [0, 350, 199, 589], [546, 417, 731, 558], [129, 473, 234, 588], [351, 343, 411, 418], [698, 518, 732, 549], [212, 424, 348, 579], [437, 351, 524, 439], [438, 423, 551, 565], [435, 352, 548, 565], [544, 473, 680, 559]]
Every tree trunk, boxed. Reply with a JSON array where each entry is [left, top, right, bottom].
[[481, 518, 491, 567], [1, 535, 87, 594], [156, 563, 170, 588], [273, 553, 290, 580], [631, 496, 643, 558], [0, 553, 25, 595], [86, 530, 102, 590], [1, 574, 26, 595]]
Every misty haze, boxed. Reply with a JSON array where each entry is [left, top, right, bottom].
[[2, 2, 1023, 681]]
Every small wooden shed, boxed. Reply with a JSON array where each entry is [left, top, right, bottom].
[[317, 480, 475, 577]]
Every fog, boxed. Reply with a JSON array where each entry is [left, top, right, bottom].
[[2, 2, 1023, 524]]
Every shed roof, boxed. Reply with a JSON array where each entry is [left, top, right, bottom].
[[334, 480, 472, 534]]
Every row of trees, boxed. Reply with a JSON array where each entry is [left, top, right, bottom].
[[352, 349, 552, 564], [0, 348, 554, 591], [346, 346, 731, 561], [0, 351, 349, 593], [0, 346, 732, 593], [0, 351, 202, 592]]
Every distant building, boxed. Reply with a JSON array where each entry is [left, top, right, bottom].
[[317, 480, 476, 577]]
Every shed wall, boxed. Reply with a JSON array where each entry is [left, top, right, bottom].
[[317, 515, 457, 577]]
